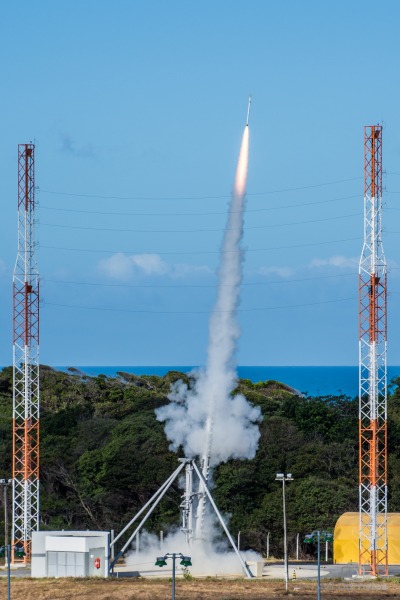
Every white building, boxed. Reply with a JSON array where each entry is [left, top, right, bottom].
[[31, 530, 110, 578]]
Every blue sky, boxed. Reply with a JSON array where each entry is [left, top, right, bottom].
[[1, 1, 400, 366]]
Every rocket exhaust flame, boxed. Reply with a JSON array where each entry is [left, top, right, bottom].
[[156, 103, 261, 543], [234, 126, 249, 196]]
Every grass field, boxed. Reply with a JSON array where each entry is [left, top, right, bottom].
[[0, 577, 399, 599]]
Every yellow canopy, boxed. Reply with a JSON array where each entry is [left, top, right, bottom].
[[334, 512, 400, 565]]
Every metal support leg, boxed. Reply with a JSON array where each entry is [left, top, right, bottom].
[[192, 461, 253, 578]]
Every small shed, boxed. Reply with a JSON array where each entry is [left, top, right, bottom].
[[31, 530, 110, 578], [334, 512, 400, 564]]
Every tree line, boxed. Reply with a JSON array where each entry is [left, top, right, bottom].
[[0, 365, 399, 558]]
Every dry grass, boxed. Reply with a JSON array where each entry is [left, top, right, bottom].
[[0, 577, 398, 599]]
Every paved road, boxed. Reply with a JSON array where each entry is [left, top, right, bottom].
[[114, 561, 400, 580], [0, 566, 31, 578], [264, 562, 400, 580], [2, 561, 400, 580]]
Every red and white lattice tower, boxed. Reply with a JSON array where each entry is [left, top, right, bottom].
[[12, 143, 40, 563], [358, 125, 388, 576]]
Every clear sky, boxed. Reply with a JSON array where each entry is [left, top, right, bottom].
[[1, 0, 400, 366]]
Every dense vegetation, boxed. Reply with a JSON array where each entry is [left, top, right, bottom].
[[1, 366, 400, 558]]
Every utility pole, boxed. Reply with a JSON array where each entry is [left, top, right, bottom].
[[12, 143, 40, 564], [276, 473, 294, 592], [359, 125, 388, 576]]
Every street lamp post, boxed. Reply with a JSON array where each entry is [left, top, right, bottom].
[[7, 545, 10, 600], [317, 531, 321, 600], [0, 543, 25, 600], [275, 472, 294, 592], [0, 480, 12, 562], [155, 552, 192, 600]]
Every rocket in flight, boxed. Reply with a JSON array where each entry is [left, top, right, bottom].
[[246, 95, 251, 127]]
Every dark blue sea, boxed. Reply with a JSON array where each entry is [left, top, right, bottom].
[[56, 366, 400, 398]]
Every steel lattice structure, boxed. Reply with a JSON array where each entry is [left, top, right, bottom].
[[358, 125, 388, 575], [12, 144, 40, 563]]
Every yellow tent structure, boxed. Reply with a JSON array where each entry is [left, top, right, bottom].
[[334, 512, 400, 564]]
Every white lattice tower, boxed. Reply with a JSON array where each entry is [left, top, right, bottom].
[[193, 416, 213, 541], [358, 125, 388, 575], [12, 143, 40, 563]]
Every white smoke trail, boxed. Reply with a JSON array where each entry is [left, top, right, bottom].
[[156, 122, 260, 467], [201, 124, 252, 469], [124, 527, 261, 576]]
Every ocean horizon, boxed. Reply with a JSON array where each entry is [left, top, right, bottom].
[[54, 365, 400, 398]]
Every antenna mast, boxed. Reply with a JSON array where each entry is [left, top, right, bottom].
[[12, 143, 40, 563], [358, 125, 388, 576]]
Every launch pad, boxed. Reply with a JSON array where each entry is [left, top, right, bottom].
[[110, 458, 253, 578]]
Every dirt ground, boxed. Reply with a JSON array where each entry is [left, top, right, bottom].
[[0, 577, 399, 600]]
